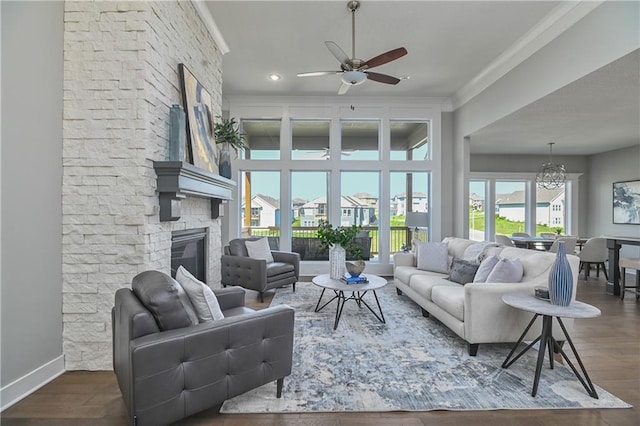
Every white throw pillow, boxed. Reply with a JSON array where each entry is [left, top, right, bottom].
[[416, 242, 449, 273], [245, 237, 274, 263], [485, 258, 524, 283], [175, 266, 224, 322], [473, 255, 500, 283]]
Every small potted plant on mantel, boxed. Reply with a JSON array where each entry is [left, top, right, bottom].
[[213, 116, 247, 179], [316, 219, 364, 279]]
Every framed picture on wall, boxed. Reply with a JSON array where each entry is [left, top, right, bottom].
[[613, 180, 640, 224], [178, 63, 218, 174]]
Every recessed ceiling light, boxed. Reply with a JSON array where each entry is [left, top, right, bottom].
[[268, 73, 282, 81]]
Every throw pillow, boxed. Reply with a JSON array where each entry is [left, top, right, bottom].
[[245, 237, 274, 263], [132, 270, 198, 331], [462, 241, 499, 264], [473, 255, 500, 283], [416, 241, 449, 273], [175, 266, 224, 322], [449, 258, 480, 284], [485, 258, 524, 283]]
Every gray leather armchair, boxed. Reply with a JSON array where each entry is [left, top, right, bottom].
[[221, 238, 300, 302], [112, 270, 295, 426]]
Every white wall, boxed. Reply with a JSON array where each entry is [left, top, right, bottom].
[[1, 0, 64, 408], [587, 145, 640, 259]]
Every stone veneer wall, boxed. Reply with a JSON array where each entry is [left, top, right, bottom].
[[62, 0, 223, 370]]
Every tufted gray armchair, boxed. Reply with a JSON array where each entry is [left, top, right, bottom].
[[221, 238, 300, 302], [112, 270, 295, 426]]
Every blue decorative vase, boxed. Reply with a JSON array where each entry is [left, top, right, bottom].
[[548, 241, 573, 306]]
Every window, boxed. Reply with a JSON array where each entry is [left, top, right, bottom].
[[230, 103, 438, 274], [391, 171, 430, 254], [341, 121, 379, 160], [468, 180, 486, 242], [240, 171, 280, 243], [390, 121, 429, 160], [495, 181, 527, 236], [291, 171, 329, 260], [291, 120, 330, 160], [241, 119, 281, 160], [341, 171, 379, 260]]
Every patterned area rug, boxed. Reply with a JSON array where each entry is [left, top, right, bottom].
[[220, 282, 631, 413]]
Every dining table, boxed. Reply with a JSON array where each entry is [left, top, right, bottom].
[[509, 236, 588, 251], [509, 236, 556, 250], [605, 236, 640, 296]]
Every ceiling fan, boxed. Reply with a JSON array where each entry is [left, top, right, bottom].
[[297, 1, 408, 95]]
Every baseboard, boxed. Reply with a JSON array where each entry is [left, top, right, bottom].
[[0, 355, 65, 411]]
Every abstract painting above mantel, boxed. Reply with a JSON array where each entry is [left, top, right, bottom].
[[613, 180, 640, 224], [179, 63, 218, 174]]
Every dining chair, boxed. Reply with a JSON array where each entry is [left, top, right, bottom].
[[549, 236, 578, 254], [511, 232, 531, 238], [494, 234, 514, 246], [619, 257, 640, 301], [577, 237, 608, 280]]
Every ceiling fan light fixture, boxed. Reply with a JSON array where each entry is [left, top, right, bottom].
[[535, 142, 566, 189], [341, 70, 367, 86], [268, 73, 282, 81]]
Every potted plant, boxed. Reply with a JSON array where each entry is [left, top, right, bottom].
[[213, 117, 247, 179], [316, 219, 364, 278]]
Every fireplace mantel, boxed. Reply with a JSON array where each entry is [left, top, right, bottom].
[[154, 161, 236, 221]]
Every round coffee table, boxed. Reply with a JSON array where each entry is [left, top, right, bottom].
[[311, 274, 389, 330]]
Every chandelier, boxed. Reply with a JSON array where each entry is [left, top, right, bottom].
[[536, 142, 566, 189]]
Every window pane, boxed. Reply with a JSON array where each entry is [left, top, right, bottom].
[[241, 119, 281, 160], [240, 171, 281, 247], [341, 121, 379, 160], [391, 172, 430, 255], [291, 171, 329, 260], [495, 181, 527, 236], [469, 180, 486, 241], [536, 184, 565, 236], [390, 121, 429, 160], [291, 120, 330, 160], [341, 172, 379, 260]]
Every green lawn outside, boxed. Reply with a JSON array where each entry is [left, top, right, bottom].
[[469, 211, 563, 236]]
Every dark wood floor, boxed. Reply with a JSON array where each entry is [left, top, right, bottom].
[[2, 274, 639, 426]]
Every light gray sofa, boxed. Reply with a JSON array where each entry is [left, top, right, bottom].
[[393, 237, 579, 356], [113, 270, 295, 425]]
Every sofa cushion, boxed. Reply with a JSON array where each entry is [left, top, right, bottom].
[[395, 266, 444, 284], [132, 270, 197, 331], [245, 237, 274, 263], [409, 274, 459, 301], [442, 237, 478, 258], [449, 258, 480, 284], [486, 258, 524, 283], [416, 242, 449, 273], [176, 266, 224, 322], [473, 255, 500, 283], [431, 285, 465, 322], [500, 247, 556, 281]]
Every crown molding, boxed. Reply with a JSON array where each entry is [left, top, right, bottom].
[[451, 0, 605, 111], [191, 0, 230, 55]]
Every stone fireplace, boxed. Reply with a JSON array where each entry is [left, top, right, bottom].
[[61, 1, 225, 370]]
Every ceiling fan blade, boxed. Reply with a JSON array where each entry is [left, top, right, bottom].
[[325, 41, 352, 69], [297, 71, 342, 77], [366, 71, 401, 85], [362, 47, 407, 69], [338, 82, 351, 95]]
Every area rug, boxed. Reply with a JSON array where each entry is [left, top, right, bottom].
[[220, 282, 631, 413]]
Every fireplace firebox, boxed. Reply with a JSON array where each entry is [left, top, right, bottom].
[[171, 228, 207, 282]]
